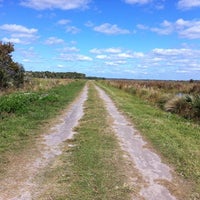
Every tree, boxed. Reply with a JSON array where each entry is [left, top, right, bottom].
[[0, 41, 24, 88]]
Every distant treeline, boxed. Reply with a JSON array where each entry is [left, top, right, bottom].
[[26, 71, 86, 79], [26, 71, 105, 80]]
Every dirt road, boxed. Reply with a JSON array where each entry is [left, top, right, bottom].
[[0, 84, 180, 199], [95, 85, 179, 200], [0, 86, 88, 200]]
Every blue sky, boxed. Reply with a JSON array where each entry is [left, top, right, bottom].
[[0, 0, 200, 80]]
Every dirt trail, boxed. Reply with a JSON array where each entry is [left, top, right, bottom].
[[0, 85, 88, 200], [95, 85, 178, 200]]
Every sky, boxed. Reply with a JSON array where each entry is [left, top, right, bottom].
[[0, 0, 200, 80]]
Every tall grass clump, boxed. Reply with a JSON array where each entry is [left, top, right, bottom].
[[164, 94, 200, 120]]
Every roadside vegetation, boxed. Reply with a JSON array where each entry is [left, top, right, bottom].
[[0, 79, 85, 175], [97, 81, 200, 197], [38, 83, 134, 200], [104, 80, 200, 122]]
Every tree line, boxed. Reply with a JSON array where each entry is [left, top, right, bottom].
[[26, 71, 86, 79]]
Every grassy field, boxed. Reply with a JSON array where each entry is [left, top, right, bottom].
[[0, 80, 85, 174], [37, 83, 134, 200], [104, 80, 200, 121], [97, 81, 200, 197]]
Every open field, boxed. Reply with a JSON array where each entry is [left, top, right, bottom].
[[103, 80, 200, 122]]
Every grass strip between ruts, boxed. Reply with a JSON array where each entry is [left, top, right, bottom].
[[66, 83, 132, 200]]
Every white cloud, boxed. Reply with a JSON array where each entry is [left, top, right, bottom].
[[57, 19, 71, 25], [60, 46, 80, 53], [176, 19, 200, 39], [94, 23, 130, 35], [137, 24, 149, 30], [117, 52, 144, 58], [76, 54, 92, 61], [96, 55, 109, 59], [105, 60, 127, 66], [2, 37, 21, 44], [60, 53, 92, 61], [0, 24, 37, 34], [66, 26, 80, 34], [117, 53, 133, 58], [105, 48, 122, 53], [145, 18, 200, 39], [90, 48, 122, 54], [124, 0, 152, 5], [0, 24, 38, 44], [177, 0, 200, 9], [45, 37, 65, 45], [20, 0, 91, 10], [57, 19, 80, 34], [151, 20, 174, 35], [85, 21, 94, 27]]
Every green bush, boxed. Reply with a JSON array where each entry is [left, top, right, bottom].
[[0, 92, 39, 113]]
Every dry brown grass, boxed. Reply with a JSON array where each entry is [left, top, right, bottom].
[[0, 78, 73, 96]]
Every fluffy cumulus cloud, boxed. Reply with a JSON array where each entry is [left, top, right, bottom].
[[177, 0, 200, 9], [90, 48, 122, 54], [145, 48, 200, 75], [90, 47, 144, 67], [57, 19, 80, 34], [94, 23, 130, 35], [0, 24, 38, 44], [89, 46, 200, 78], [124, 0, 152, 5], [59, 53, 92, 62], [152, 48, 200, 57], [20, 0, 91, 10], [45, 37, 65, 45], [139, 18, 200, 39]]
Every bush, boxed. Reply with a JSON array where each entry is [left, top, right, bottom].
[[193, 95, 200, 118], [164, 95, 194, 119], [0, 92, 39, 113]]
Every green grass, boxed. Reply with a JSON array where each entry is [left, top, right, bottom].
[[97, 81, 200, 195], [38, 83, 133, 200], [0, 80, 85, 171]]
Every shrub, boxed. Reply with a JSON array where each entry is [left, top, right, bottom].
[[164, 95, 193, 119], [0, 92, 39, 113], [192, 95, 200, 118]]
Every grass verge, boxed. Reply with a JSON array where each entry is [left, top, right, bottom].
[[97, 81, 200, 197], [37, 83, 134, 200], [0, 80, 85, 174]]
